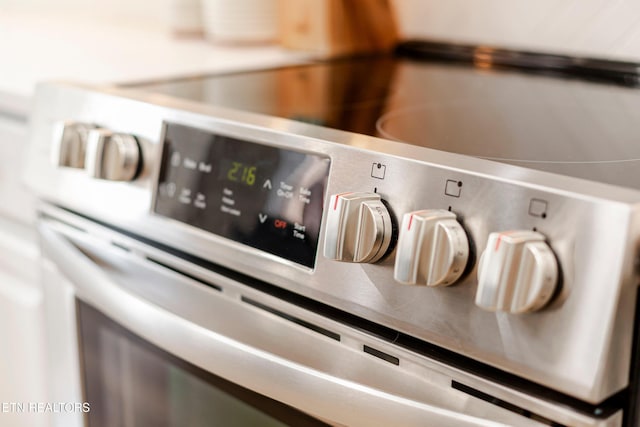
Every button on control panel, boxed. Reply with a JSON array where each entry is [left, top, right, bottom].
[[394, 210, 469, 287]]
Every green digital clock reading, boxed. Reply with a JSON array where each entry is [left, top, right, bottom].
[[227, 161, 257, 186]]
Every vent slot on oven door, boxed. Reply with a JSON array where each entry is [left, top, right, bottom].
[[241, 296, 341, 342]]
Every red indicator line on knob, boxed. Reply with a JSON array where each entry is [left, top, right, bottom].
[[494, 231, 515, 251], [333, 192, 353, 210], [408, 214, 414, 230]]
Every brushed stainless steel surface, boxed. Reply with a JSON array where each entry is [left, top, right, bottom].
[[38, 211, 622, 427], [51, 121, 96, 168], [24, 82, 640, 403], [85, 129, 140, 181], [394, 210, 469, 287], [38, 219, 543, 427], [476, 231, 558, 313]]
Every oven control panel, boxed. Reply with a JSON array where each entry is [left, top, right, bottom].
[[48, 117, 559, 313], [153, 123, 330, 268]]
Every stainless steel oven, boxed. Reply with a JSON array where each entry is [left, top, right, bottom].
[[25, 53, 640, 426], [39, 209, 555, 427]]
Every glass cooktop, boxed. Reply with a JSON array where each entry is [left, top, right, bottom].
[[132, 55, 640, 190]]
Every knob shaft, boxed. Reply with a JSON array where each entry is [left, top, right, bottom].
[[394, 210, 469, 287], [324, 192, 393, 263], [476, 231, 558, 314], [51, 121, 97, 168], [85, 129, 141, 181]]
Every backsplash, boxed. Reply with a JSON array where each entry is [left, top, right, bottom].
[[3, 0, 640, 61], [394, 0, 640, 61]]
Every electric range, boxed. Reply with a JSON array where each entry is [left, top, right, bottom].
[[25, 50, 640, 427]]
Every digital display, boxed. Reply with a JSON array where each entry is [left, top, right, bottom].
[[154, 122, 330, 268], [225, 161, 257, 186]]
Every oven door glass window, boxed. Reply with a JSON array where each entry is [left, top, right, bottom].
[[77, 301, 329, 427]]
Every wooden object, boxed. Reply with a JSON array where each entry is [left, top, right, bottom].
[[279, 0, 398, 56]]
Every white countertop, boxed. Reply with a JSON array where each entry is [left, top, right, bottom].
[[0, 11, 314, 116]]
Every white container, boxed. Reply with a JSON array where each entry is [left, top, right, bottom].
[[169, 0, 204, 36], [202, 0, 278, 44]]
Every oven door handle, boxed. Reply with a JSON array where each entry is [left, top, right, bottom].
[[40, 220, 522, 427]]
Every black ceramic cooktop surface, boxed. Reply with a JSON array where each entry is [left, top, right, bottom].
[[133, 54, 640, 190]]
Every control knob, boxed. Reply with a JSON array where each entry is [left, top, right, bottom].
[[394, 210, 469, 287], [51, 121, 97, 168], [324, 192, 393, 263], [85, 129, 141, 181], [476, 231, 558, 314]]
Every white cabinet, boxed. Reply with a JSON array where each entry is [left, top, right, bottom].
[[0, 116, 36, 224], [0, 115, 47, 427]]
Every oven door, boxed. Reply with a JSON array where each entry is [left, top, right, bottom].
[[37, 214, 548, 427]]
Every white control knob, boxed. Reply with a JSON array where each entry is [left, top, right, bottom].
[[85, 129, 141, 181], [51, 121, 97, 168], [394, 210, 469, 287], [324, 192, 393, 263], [476, 231, 558, 314]]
